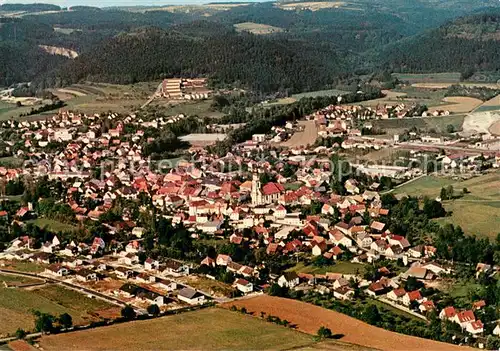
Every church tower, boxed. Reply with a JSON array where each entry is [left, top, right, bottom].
[[251, 172, 261, 205]]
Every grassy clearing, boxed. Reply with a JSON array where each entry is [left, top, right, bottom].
[[0, 156, 24, 168], [178, 275, 235, 298], [292, 89, 349, 100], [393, 176, 456, 198], [0, 273, 42, 285], [393, 72, 461, 83], [1, 261, 45, 273], [234, 22, 284, 35], [287, 261, 364, 275], [394, 172, 500, 239], [28, 218, 77, 233], [39, 308, 314, 350], [0, 284, 113, 337], [148, 99, 222, 118]]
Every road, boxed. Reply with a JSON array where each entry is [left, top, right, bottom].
[[141, 82, 162, 109]]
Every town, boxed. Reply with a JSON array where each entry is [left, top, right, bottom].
[[0, 96, 498, 350]]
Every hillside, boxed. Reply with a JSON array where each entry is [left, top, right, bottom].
[[377, 12, 500, 74], [34, 24, 344, 94]]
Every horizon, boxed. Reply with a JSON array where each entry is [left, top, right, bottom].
[[1, 0, 263, 7]]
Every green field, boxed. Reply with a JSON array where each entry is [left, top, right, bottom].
[[475, 105, 500, 112], [373, 114, 465, 133], [0, 156, 24, 168], [287, 261, 364, 275], [39, 308, 315, 350], [28, 218, 77, 233], [394, 172, 500, 238], [393, 72, 461, 83], [0, 284, 113, 337], [292, 89, 349, 100]]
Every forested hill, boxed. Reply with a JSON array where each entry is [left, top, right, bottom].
[[376, 12, 500, 74], [34, 24, 344, 94]]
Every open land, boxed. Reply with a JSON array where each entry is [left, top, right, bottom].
[[280, 120, 318, 148], [286, 261, 364, 275], [428, 96, 483, 113], [38, 307, 315, 350], [393, 172, 500, 238], [225, 295, 473, 351], [276, 2, 359, 11], [392, 72, 461, 84], [0, 284, 114, 337], [27, 218, 78, 233], [234, 22, 284, 35]]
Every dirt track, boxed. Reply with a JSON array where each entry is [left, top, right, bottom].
[[224, 295, 475, 351]]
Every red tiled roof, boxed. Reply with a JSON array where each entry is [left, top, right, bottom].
[[261, 182, 285, 196]]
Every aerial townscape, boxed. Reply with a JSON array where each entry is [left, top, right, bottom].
[[0, 1, 500, 351]]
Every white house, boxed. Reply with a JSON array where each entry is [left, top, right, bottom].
[[178, 288, 205, 305], [234, 278, 253, 294], [278, 272, 299, 288]]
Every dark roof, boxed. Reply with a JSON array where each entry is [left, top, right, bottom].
[[283, 271, 299, 282], [178, 287, 202, 299]]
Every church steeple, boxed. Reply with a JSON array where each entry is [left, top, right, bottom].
[[251, 171, 261, 205]]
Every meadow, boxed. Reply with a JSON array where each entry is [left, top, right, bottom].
[[0, 284, 113, 337], [393, 172, 500, 238], [38, 308, 315, 350], [287, 261, 364, 275]]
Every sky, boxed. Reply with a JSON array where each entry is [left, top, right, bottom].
[[1, 0, 262, 7]]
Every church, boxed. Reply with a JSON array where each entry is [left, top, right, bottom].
[[251, 173, 285, 206]]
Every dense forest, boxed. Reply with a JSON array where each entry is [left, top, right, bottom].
[[377, 12, 500, 73], [1, 2, 500, 92], [33, 24, 344, 94]]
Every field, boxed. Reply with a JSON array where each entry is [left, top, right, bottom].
[[177, 275, 235, 298], [0, 260, 45, 273], [429, 96, 483, 113], [225, 295, 472, 351], [234, 22, 284, 35], [0, 284, 114, 337], [0, 273, 42, 286], [27, 218, 77, 233], [277, 2, 356, 11], [394, 172, 500, 238], [280, 120, 318, 148], [287, 261, 364, 275], [393, 72, 461, 84], [372, 114, 466, 135], [38, 308, 315, 350], [412, 82, 500, 89], [292, 89, 349, 100]]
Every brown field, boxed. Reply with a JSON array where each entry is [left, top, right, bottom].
[[234, 22, 284, 35], [429, 96, 483, 113], [38, 308, 314, 350], [225, 295, 474, 351], [281, 120, 318, 148], [490, 120, 500, 136]]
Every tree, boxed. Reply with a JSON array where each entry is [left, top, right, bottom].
[[58, 313, 73, 329], [446, 124, 455, 134], [362, 305, 380, 325], [317, 326, 333, 339], [15, 328, 27, 339], [423, 198, 446, 218], [147, 304, 160, 316], [121, 305, 136, 320], [267, 283, 289, 297], [404, 276, 424, 291], [33, 310, 54, 333]]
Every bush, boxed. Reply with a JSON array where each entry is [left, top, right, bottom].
[[317, 326, 333, 339]]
